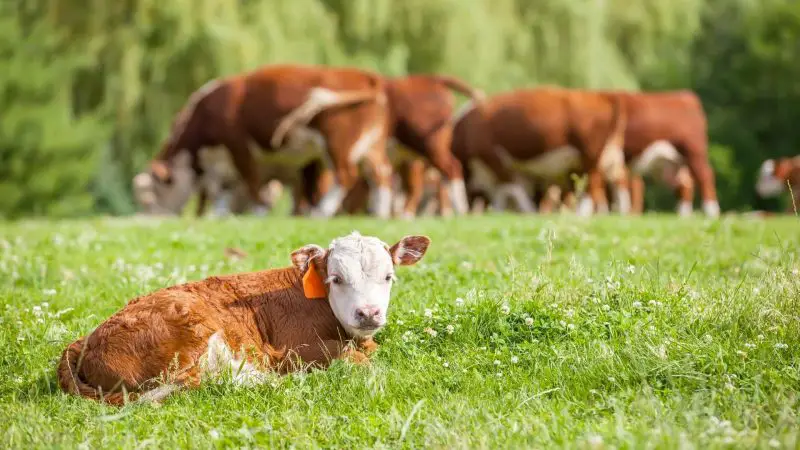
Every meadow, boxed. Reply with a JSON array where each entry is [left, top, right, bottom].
[[1, 213, 798, 449]]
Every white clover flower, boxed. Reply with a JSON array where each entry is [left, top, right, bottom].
[[632, 301, 642, 308], [510, 356, 519, 364], [424, 327, 438, 337], [567, 323, 576, 331], [525, 317, 534, 326], [493, 359, 501, 366], [209, 429, 220, 440], [42, 289, 56, 296], [424, 308, 433, 318], [446, 325, 455, 334], [752, 287, 760, 294], [602, 304, 611, 311], [744, 342, 755, 349], [443, 362, 449, 368], [455, 297, 464, 307], [769, 438, 781, 448], [396, 320, 404, 326], [626, 265, 636, 274], [775, 343, 788, 350], [758, 334, 765, 341], [500, 304, 511, 315], [587, 435, 603, 447]]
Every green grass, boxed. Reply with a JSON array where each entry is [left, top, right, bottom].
[[1, 213, 799, 449]]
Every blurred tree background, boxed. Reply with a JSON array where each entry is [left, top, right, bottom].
[[1, 0, 798, 219]]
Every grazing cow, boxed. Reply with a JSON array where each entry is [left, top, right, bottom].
[[382, 74, 484, 216], [451, 87, 627, 216], [756, 156, 800, 211], [141, 64, 393, 219], [599, 90, 719, 218], [57, 232, 431, 406]]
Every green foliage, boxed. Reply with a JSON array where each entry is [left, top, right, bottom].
[[1, 215, 799, 447], [1, 0, 799, 217]]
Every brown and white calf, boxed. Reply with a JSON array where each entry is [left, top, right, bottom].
[[138, 63, 394, 219], [756, 156, 800, 211], [451, 86, 627, 216], [57, 232, 430, 406], [599, 90, 719, 218]]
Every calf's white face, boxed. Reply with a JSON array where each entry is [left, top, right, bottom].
[[291, 232, 431, 338], [756, 159, 784, 198]]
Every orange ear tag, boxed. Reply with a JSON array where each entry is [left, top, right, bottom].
[[303, 261, 327, 300]]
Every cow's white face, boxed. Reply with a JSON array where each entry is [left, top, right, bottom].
[[291, 232, 431, 338], [132, 151, 197, 215], [756, 159, 785, 198]]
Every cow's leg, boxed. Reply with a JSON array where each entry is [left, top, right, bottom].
[[222, 133, 267, 214], [400, 159, 425, 219], [673, 166, 695, 217], [436, 177, 453, 217], [630, 173, 645, 215], [311, 162, 358, 218], [576, 168, 607, 217], [683, 149, 719, 218], [422, 129, 470, 215], [362, 146, 395, 219], [478, 150, 535, 213], [195, 186, 209, 217]]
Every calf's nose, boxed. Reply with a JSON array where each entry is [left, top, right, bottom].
[[355, 305, 381, 321]]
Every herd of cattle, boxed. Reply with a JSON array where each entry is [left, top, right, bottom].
[[131, 63, 800, 220]]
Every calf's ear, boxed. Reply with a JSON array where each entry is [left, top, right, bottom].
[[291, 244, 327, 275], [389, 235, 431, 266]]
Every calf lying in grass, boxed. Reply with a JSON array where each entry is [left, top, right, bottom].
[[57, 232, 430, 406]]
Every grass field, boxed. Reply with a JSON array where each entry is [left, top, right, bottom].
[[1, 214, 799, 449]]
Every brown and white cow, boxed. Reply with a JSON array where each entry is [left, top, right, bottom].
[[382, 74, 484, 216], [138, 64, 393, 219], [451, 86, 627, 217], [599, 90, 719, 218], [756, 156, 800, 211], [57, 232, 431, 406]]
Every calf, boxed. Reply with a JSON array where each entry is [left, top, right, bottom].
[[57, 232, 431, 406], [600, 90, 719, 217], [452, 87, 627, 216], [756, 156, 800, 212], [141, 64, 393, 219]]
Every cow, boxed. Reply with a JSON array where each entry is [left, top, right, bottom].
[[756, 156, 800, 212], [57, 232, 431, 406], [381, 74, 484, 217], [598, 90, 719, 218], [451, 86, 628, 217], [139, 64, 394, 219]]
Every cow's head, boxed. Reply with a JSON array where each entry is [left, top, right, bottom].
[[132, 151, 197, 215], [756, 158, 789, 198], [291, 232, 431, 338]]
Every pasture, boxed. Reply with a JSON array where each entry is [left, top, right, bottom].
[[1, 214, 798, 449]]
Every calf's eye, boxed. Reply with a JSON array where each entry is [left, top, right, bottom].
[[331, 275, 342, 284], [385, 274, 394, 282]]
